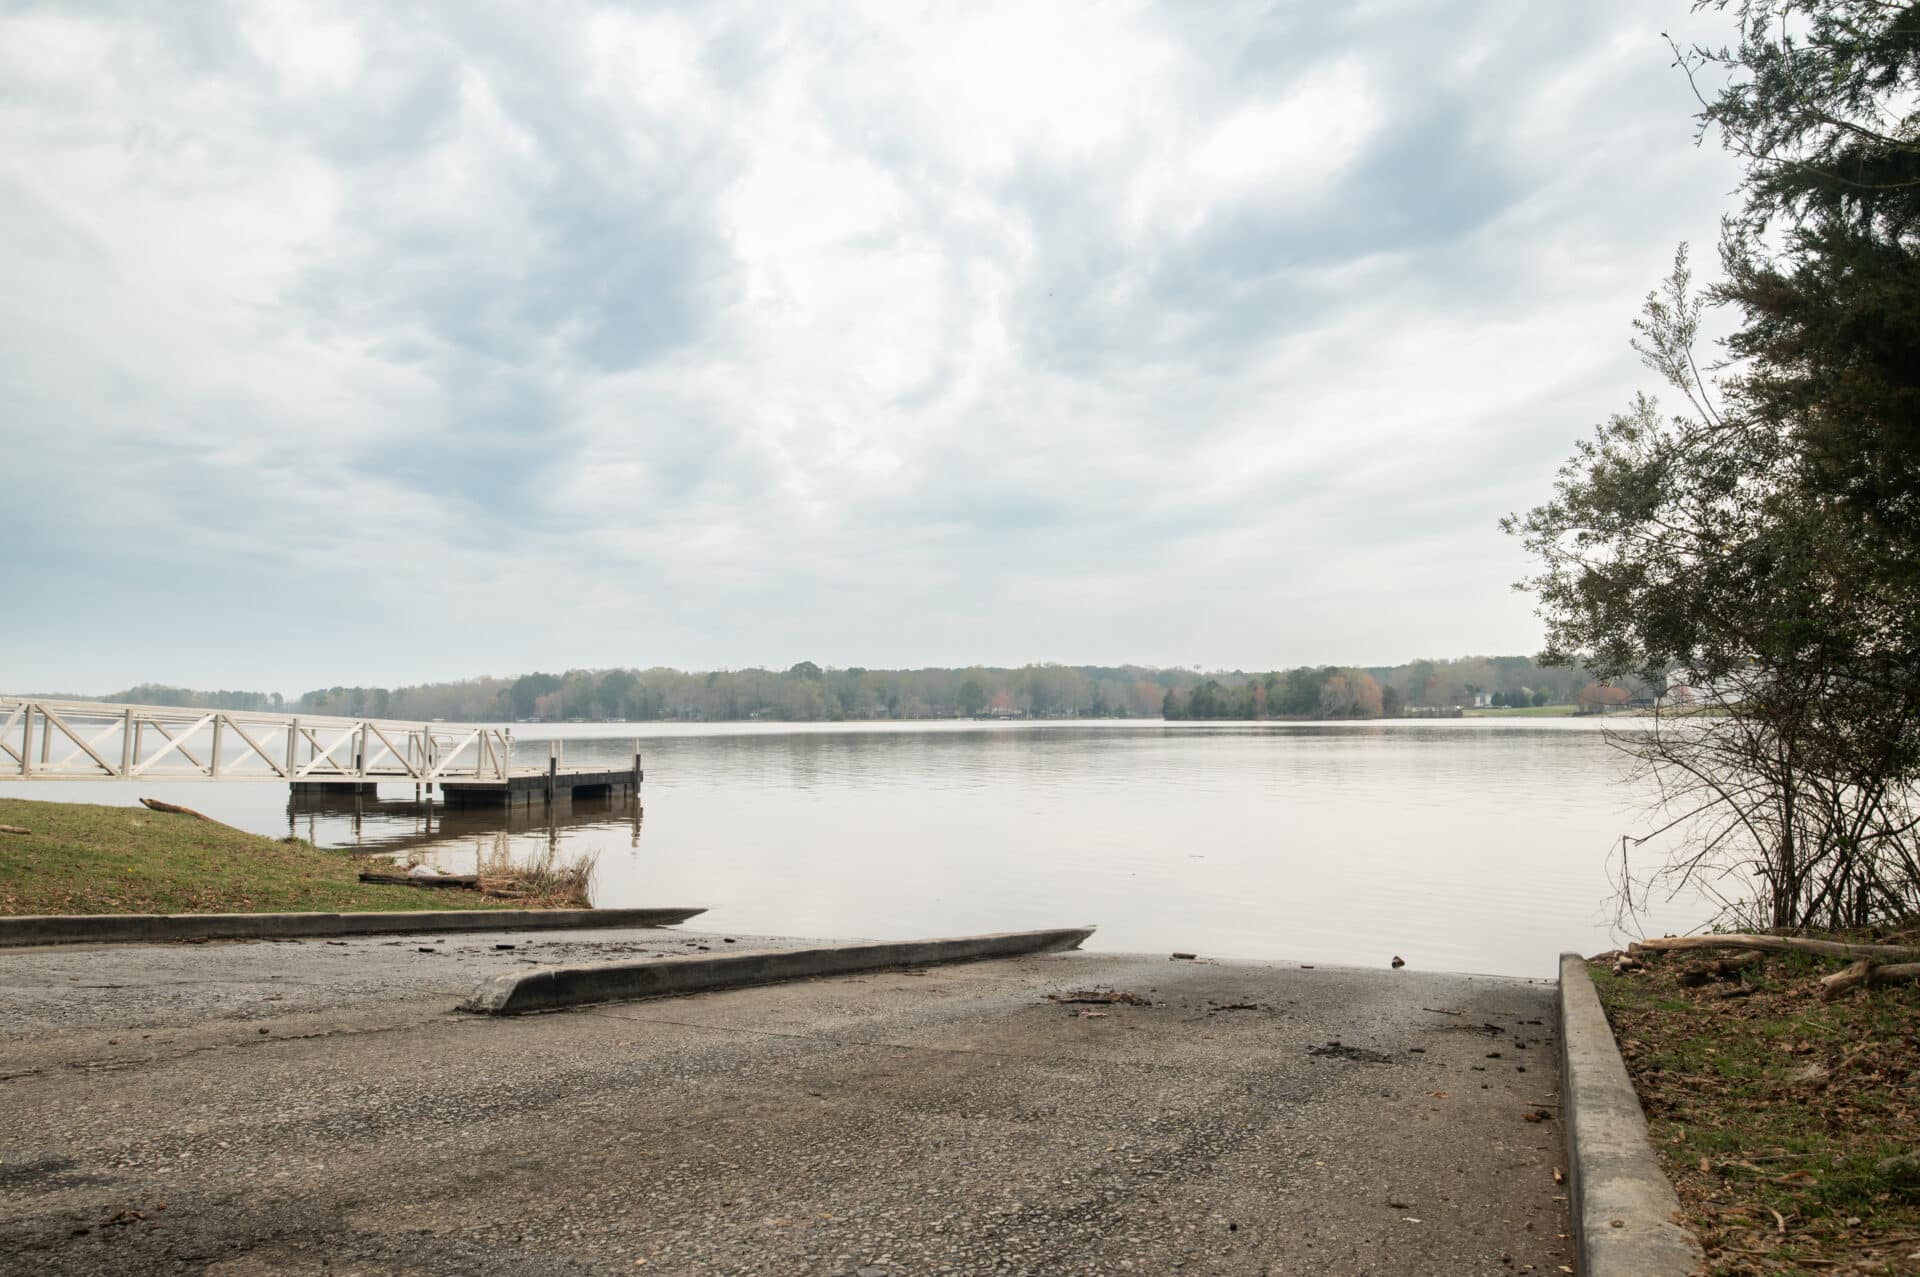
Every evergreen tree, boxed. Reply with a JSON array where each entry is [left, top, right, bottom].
[[1507, 0, 1920, 925]]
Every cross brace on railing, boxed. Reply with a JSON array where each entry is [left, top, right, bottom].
[[0, 697, 519, 785]]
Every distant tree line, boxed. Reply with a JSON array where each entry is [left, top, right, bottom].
[[298, 664, 1181, 722], [1159, 656, 1626, 720], [1162, 668, 1389, 720], [85, 684, 287, 712], [62, 655, 1643, 724], [273, 654, 1615, 723]]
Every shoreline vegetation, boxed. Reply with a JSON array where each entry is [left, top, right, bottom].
[[1590, 941, 1920, 1276], [0, 797, 575, 917], [1503, 5, 1920, 940], [30, 654, 1644, 724]]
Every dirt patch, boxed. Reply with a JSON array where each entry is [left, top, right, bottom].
[[1591, 945, 1920, 1275]]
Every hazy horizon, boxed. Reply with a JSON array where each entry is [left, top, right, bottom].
[[1, 3, 1742, 691]]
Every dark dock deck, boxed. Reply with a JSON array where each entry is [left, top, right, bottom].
[[440, 764, 641, 808]]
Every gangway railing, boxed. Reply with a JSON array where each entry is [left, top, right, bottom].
[[0, 697, 518, 785]]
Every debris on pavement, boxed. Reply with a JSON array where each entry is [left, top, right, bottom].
[[1046, 989, 1151, 1007]]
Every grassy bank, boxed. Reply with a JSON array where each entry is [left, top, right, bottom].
[[1462, 703, 1583, 717], [0, 797, 518, 916], [1590, 945, 1920, 1275]]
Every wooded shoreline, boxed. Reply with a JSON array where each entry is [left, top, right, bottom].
[[49, 654, 1624, 725]]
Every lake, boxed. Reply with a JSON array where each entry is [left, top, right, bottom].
[[5, 718, 1712, 977]]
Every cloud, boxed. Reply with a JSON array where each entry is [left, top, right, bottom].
[[0, 0, 1744, 691]]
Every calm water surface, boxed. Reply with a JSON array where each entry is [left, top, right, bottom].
[[10, 719, 1711, 977]]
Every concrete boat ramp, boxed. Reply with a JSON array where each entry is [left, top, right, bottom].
[[0, 928, 1570, 1275]]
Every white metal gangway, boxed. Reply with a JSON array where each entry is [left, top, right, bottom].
[[0, 697, 518, 786]]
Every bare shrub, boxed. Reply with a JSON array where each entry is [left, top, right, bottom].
[[476, 842, 599, 909], [1612, 670, 1920, 933]]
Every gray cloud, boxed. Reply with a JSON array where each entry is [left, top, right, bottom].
[[0, 0, 1746, 691]]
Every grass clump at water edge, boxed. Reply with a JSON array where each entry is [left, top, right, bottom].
[[472, 842, 598, 909]]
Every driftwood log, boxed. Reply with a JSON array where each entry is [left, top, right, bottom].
[[357, 871, 479, 889], [1819, 960, 1920, 1000], [1676, 951, 1765, 987], [138, 797, 215, 822], [0, 824, 29, 835], [1631, 934, 1920, 962]]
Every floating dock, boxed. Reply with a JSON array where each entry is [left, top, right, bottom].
[[442, 764, 641, 808]]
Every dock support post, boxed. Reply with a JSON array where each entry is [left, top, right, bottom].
[[546, 740, 557, 806], [633, 738, 642, 791]]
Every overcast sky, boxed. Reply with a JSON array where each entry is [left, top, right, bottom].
[[0, 1, 1744, 693]]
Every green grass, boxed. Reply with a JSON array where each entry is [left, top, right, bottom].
[[1590, 953, 1920, 1273], [0, 797, 520, 916], [1462, 703, 1582, 717]]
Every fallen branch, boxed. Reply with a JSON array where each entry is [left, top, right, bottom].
[[1631, 934, 1920, 962], [138, 797, 215, 822], [1678, 951, 1765, 986], [0, 824, 29, 835], [357, 871, 480, 889], [1818, 959, 1920, 1000]]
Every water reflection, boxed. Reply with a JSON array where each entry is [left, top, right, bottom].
[[287, 789, 641, 879], [3, 720, 1709, 976]]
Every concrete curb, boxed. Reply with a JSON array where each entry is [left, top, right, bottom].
[[0, 907, 706, 948], [1559, 951, 1702, 1276], [461, 927, 1096, 1015]]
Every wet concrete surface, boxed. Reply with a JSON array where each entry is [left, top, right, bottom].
[[0, 934, 1569, 1275]]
